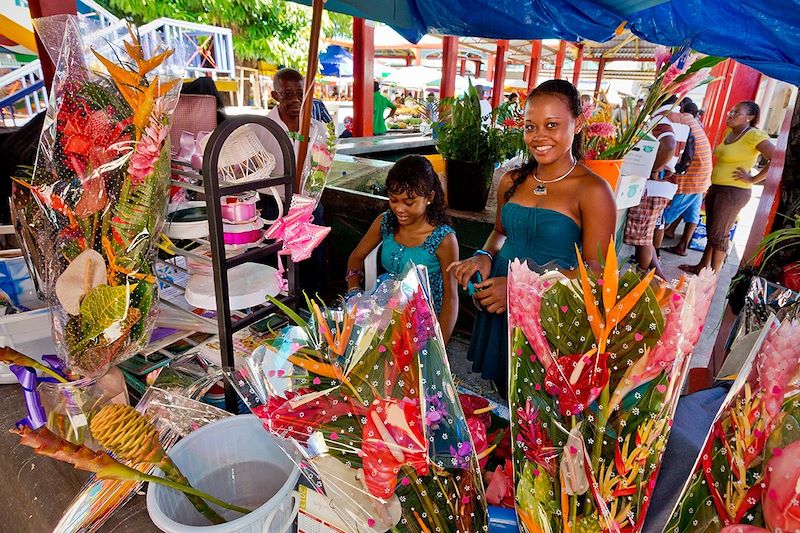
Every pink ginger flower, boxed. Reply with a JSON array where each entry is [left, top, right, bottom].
[[587, 121, 617, 139], [654, 45, 673, 71], [129, 116, 169, 186], [610, 268, 716, 409], [584, 148, 599, 161], [581, 101, 595, 120], [668, 69, 710, 96], [756, 318, 800, 419], [508, 258, 554, 369]]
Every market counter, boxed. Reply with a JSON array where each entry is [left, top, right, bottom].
[[335, 133, 435, 160], [0, 384, 156, 532]]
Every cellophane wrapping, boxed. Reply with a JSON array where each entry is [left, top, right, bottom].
[[665, 317, 800, 533], [228, 267, 489, 532], [507, 244, 716, 532], [21, 16, 182, 377]]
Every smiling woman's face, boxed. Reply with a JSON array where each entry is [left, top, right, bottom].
[[523, 93, 581, 166]]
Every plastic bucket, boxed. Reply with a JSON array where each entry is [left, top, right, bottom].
[[147, 415, 300, 533]]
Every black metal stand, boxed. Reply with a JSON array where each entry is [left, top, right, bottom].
[[166, 115, 299, 412]]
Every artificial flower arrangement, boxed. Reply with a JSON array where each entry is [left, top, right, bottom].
[[584, 46, 724, 160], [229, 267, 489, 532], [508, 242, 716, 532], [17, 18, 182, 377], [665, 318, 800, 533]]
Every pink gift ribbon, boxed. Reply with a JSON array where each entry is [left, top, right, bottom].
[[221, 201, 257, 223], [223, 229, 263, 245], [176, 130, 211, 169], [264, 194, 331, 291]]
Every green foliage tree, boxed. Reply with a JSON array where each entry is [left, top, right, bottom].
[[102, 0, 352, 69]]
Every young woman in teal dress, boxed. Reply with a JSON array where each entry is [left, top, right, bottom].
[[448, 80, 616, 397], [346, 155, 459, 342]]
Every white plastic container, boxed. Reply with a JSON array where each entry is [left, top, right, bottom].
[[0, 307, 56, 384], [147, 415, 300, 533]]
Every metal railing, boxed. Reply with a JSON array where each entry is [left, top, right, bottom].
[[0, 61, 47, 126]]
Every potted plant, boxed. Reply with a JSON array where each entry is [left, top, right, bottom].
[[583, 46, 725, 186], [433, 82, 518, 211]]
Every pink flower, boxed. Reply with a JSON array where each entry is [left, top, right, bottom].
[[129, 117, 168, 185], [514, 399, 556, 475], [654, 46, 673, 71], [757, 318, 800, 419], [508, 259, 554, 369], [669, 69, 710, 96], [719, 527, 770, 533], [762, 440, 800, 532], [587, 121, 617, 139], [584, 148, 599, 161], [485, 459, 515, 508], [662, 63, 686, 88], [581, 101, 595, 120]]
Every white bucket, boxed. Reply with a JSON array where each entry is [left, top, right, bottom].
[[147, 415, 300, 533]]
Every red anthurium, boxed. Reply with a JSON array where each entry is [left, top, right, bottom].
[[467, 417, 489, 469], [361, 398, 429, 498], [253, 390, 364, 444], [544, 352, 610, 416], [459, 393, 492, 429]]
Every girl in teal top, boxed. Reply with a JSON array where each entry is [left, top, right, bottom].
[[347, 155, 459, 343]]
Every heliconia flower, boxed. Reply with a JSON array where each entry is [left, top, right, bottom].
[[587, 122, 617, 139], [654, 46, 673, 71], [129, 116, 169, 186], [762, 440, 800, 532], [756, 318, 800, 419], [508, 259, 554, 369], [361, 397, 429, 498], [545, 352, 610, 417], [514, 399, 556, 475]]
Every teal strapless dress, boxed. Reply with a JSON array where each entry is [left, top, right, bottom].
[[467, 203, 581, 396]]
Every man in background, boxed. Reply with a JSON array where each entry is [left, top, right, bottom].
[[373, 81, 396, 135], [657, 101, 713, 256], [476, 85, 493, 127]]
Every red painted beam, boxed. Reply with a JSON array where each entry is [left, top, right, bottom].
[[352, 18, 374, 137], [459, 59, 466, 76], [475, 60, 482, 79], [572, 44, 584, 87], [594, 58, 606, 97], [440, 36, 458, 98], [703, 60, 762, 148], [527, 40, 542, 92], [554, 40, 567, 79], [28, 0, 77, 90], [491, 40, 508, 109]]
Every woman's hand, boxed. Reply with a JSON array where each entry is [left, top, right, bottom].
[[447, 254, 492, 289], [733, 167, 755, 184], [474, 276, 508, 314]]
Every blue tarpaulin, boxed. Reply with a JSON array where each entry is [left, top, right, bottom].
[[294, 0, 800, 85]]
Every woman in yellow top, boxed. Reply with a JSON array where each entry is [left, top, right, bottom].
[[680, 101, 775, 274]]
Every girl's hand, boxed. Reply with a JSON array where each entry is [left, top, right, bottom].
[[474, 276, 508, 314], [733, 167, 755, 183], [447, 255, 492, 289]]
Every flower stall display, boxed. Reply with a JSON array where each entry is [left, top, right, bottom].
[[229, 267, 489, 532], [18, 18, 182, 378], [585, 47, 724, 161], [508, 242, 716, 532], [665, 318, 800, 533]]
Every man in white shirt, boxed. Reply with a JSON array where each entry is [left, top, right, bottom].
[[476, 85, 493, 128], [255, 68, 328, 294], [623, 96, 677, 278]]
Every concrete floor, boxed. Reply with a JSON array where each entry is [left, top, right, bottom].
[[446, 185, 763, 397]]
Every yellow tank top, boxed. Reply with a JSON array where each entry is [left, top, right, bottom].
[[711, 127, 770, 189]]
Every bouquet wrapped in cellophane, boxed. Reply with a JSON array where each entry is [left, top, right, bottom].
[[666, 317, 800, 533], [508, 242, 716, 532], [228, 267, 489, 532], [19, 16, 182, 377]]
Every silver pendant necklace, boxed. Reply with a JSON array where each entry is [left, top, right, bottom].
[[532, 160, 577, 196]]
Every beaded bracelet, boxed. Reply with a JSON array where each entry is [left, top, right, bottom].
[[345, 269, 364, 281], [473, 249, 494, 262]]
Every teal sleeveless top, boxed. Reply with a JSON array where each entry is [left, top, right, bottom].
[[379, 211, 454, 313]]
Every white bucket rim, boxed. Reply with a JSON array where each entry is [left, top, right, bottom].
[[146, 414, 300, 532]]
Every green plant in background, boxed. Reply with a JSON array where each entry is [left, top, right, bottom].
[[433, 82, 522, 184]]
